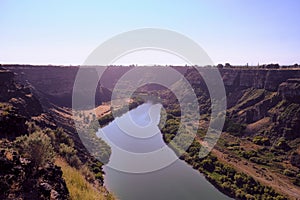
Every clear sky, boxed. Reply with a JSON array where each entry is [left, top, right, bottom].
[[1, 0, 300, 66]]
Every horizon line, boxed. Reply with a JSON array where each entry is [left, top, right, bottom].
[[1, 63, 300, 67]]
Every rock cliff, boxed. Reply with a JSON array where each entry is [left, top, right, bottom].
[[0, 69, 43, 139], [0, 141, 69, 200], [5, 65, 112, 108], [182, 67, 300, 141]]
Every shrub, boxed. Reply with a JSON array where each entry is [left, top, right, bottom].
[[95, 172, 104, 182], [15, 131, 55, 169], [68, 155, 82, 169], [227, 146, 240, 151], [90, 161, 104, 182], [241, 150, 258, 159], [221, 181, 231, 190], [249, 157, 268, 165], [59, 143, 76, 156], [283, 169, 295, 177], [273, 138, 291, 151], [253, 136, 270, 146], [245, 194, 255, 200], [201, 158, 215, 172], [25, 121, 41, 134], [275, 196, 288, 200], [225, 142, 240, 147], [54, 128, 74, 147], [98, 114, 114, 127], [235, 189, 246, 199], [80, 165, 95, 183], [234, 173, 247, 187], [59, 143, 81, 169], [223, 119, 246, 136]]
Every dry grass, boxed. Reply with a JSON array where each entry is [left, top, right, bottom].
[[55, 158, 114, 200]]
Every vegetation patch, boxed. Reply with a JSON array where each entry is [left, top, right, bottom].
[[55, 158, 114, 200], [253, 136, 270, 146], [223, 118, 246, 136]]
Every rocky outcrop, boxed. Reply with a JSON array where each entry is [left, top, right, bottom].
[[0, 69, 43, 117], [235, 95, 280, 124], [219, 69, 300, 127], [0, 113, 28, 140], [0, 142, 69, 200], [278, 79, 300, 103], [182, 67, 300, 140], [0, 69, 43, 139]]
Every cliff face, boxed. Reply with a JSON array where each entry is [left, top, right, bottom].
[[220, 69, 300, 92], [182, 67, 300, 141], [278, 79, 300, 103], [3, 65, 300, 139], [4, 65, 187, 107], [0, 69, 43, 139], [223, 69, 300, 139], [219, 69, 300, 125], [5, 65, 112, 108]]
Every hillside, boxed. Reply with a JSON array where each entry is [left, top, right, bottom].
[[1, 64, 300, 199], [158, 67, 300, 199], [0, 66, 114, 200]]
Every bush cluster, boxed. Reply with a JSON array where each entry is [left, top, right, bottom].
[[160, 110, 287, 200], [15, 130, 55, 169]]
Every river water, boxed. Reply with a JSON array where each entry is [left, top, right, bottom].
[[97, 103, 232, 200]]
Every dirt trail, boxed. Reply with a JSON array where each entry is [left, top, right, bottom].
[[211, 147, 300, 200]]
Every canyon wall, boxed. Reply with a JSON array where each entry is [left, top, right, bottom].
[[4, 65, 112, 108]]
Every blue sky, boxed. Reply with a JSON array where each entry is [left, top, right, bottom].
[[1, 0, 300, 65]]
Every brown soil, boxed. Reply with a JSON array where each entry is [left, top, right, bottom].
[[93, 104, 111, 118], [245, 117, 271, 135]]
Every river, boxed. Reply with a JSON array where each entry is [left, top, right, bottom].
[[97, 103, 232, 200]]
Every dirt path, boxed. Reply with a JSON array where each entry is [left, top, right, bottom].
[[93, 104, 111, 118], [210, 146, 300, 200]]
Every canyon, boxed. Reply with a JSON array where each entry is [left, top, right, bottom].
[[1, 64, 300, 199]]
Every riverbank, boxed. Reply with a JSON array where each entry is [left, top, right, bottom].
[[160, 110, 288, 200], [97, 102, 233, 200], [208, 135, 300, 199], [96, 101, 288, 200]]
